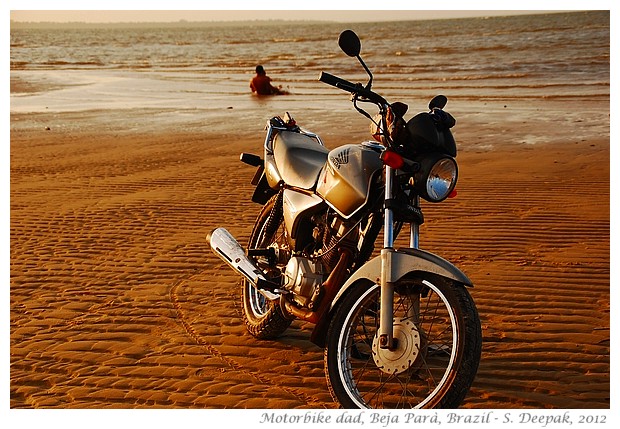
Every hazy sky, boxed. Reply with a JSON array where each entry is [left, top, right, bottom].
[[9, 0, 588, 23], [12, 9, 570, 23]]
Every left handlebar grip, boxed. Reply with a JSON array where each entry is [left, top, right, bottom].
[[319, 72, 359, 93], [319, 71, 388, 105]]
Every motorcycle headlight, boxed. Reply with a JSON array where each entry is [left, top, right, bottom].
[[414, 153, 458, 202]]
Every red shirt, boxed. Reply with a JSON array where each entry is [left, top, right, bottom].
[[250, 74, 277, 95]]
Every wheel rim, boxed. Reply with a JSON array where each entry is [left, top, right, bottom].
[[336, 280, 458, 408], [246, 203, 288, 319], [247, 282, 269, 317]]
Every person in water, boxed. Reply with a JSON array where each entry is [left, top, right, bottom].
[[250, 65, 284, 95]]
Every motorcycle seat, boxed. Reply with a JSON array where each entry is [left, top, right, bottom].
[[273, 131, 329, 189]]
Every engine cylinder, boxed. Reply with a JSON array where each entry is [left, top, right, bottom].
[[321, 235, 341, 270], [320, 216, 358, 270]]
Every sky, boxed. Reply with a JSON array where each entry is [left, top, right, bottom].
[[9, 9, 568, 23], [8, 0, 600, 23]]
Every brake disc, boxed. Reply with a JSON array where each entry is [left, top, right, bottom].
[[372, 319, 421, 375]]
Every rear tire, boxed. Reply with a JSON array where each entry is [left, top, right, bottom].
[[241, 194, 292, 339]]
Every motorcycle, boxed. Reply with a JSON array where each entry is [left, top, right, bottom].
[[208, 30, 482, 408]]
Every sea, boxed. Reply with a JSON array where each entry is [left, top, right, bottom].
[[9, 11, 610, 139]]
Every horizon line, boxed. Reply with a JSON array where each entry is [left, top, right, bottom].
[[10, 10, 577, 25], [10, 10, 577, 26]]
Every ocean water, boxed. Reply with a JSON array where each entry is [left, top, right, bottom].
[[10, 11, 610, 140]]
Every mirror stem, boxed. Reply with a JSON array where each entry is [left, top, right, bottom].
[[357, 55, 373, 90]]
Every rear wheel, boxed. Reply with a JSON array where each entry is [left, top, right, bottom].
[[242, 194, 292, 339], [324, 277, 481, 408]]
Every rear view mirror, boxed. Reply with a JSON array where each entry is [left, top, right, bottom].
[[429, 95, 448, 110], [338, 30, 361, 57]]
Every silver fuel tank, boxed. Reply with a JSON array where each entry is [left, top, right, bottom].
[[316, 142, 384, 219]]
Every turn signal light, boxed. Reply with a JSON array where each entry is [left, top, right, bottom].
[[382, 150, 405, 169]]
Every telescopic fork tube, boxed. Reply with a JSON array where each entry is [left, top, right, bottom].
[[379, 103, 396, 349], [379, 165, 396, 349], [410, 195, 421, 249]]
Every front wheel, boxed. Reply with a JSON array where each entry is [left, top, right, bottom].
[[324, 277, 482, 408]]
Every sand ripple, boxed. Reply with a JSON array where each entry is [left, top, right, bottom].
[[10, 127, 609, 409]]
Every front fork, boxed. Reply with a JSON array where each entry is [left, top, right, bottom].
[[378, 165, 421, 349]]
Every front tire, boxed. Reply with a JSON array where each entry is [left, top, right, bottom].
[[324, 277, 482, 408], [242, 194, 292, 339]]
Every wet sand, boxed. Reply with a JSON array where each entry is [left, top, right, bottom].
[[9, 102, 610, 411]]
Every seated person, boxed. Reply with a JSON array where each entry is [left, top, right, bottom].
[[250, 65, 284, 95]]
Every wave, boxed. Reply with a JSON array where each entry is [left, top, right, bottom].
[[9, 10, 608, 101], [226, 34, 333, 45], [446, 92, 611, 101], [42, 60, 106, 67]]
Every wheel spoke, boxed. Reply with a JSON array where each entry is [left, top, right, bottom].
[[241, 195, 292, 339], [331, 280, 461, 408]]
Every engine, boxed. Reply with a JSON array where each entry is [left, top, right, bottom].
[[319, 216, 357, 269], [282, 256, 323, 309], [280, 211, 360, 309]]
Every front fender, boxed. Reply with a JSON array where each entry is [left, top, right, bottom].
[[332, 248, 473, 309], [310, 248, 473, 348]]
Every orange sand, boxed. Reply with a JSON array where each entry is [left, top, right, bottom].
[[10, 105, 609, 410]]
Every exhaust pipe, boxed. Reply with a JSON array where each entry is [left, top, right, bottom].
[[207, 227, 279, 301]]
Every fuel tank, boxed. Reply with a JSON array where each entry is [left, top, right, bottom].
[[316, 142, 384, 219], [265, 131, 329, 190]]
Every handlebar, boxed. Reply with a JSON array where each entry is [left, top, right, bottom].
[[319, 72, 359, 93], [319, 71, 388, 105]]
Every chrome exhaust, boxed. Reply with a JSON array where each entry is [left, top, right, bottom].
[[207, 227, 279, 300]]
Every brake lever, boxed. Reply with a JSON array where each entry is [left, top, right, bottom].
[[352, 94, 395, 148]]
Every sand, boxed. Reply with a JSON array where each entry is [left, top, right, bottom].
[[9, 101, 610, 412]]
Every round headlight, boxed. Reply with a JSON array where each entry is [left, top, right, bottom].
[[414, 154, 458, 202]]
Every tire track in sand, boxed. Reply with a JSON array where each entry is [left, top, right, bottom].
[[169, 275, 330, 408]]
